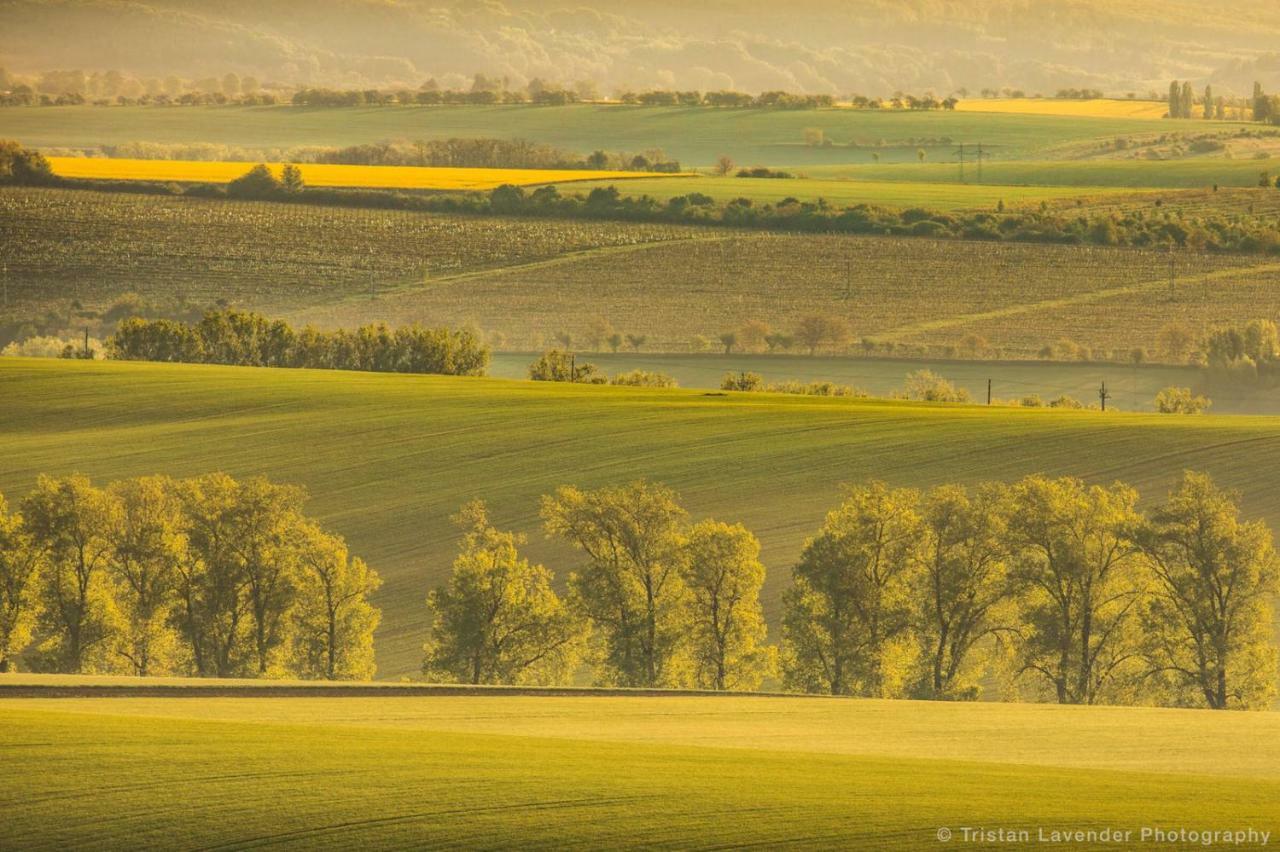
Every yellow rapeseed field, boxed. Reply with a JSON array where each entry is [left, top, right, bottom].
[[46, 157, 670, 191], [955, 98, 1169, 120]]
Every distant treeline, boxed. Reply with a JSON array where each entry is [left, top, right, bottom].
[[1166, 79, 1280, 124], [109, 310, 490, 376], [2, 64, 960, 113], [310, 138, 681, 172], [42, 138, 682, 173], [0, 89, 282, 108]]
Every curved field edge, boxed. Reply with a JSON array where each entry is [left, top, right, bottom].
[[4, 358, 1280, 676], [0, 702, 1276, 849]]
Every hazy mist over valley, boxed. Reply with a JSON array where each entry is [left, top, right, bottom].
[[4, 0, 1280, 95]]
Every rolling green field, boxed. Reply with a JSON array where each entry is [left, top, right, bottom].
[[1, 690, 1277, 848], [486, 353, 1280, 415], [562, 174, 1140, 209], [5, 357, 1280, 676], [806, 159, 1280, 188], [2, 104, 1246, 167], [9, 186, 1280, 361]]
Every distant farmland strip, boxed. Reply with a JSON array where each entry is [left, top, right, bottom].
[[302, 230, 1280, 357], [45, 157, 678, 190], [0, 186, 701, 315], [954, 97, 1170, 120]]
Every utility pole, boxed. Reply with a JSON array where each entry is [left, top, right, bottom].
[[83, 327, 90, 359], [570, 352, 577, 382], [1098, 380, 1111, 411], [976, 142, 984, 184], [987, 378, 992, 405], [956, 143, 966, 183]]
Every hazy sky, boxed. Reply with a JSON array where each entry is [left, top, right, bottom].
[[3, 0, 1280, 94]]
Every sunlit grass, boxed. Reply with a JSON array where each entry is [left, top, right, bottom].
[[0, 694, 1276, 849]]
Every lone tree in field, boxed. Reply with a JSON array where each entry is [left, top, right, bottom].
[[903, 369, 970, 403], [586, 316, 613, 351], [736, 320, 770, 353], [528, 350, 605, 383], [227, 164, 283, 199], [0, 494, 44, 673], [1156, 322, 1195, 363], [22, 475, 120, 673], [280, 164, 305, 193], [718, 331, 738, 355], [782, 481, 920, 696], [542, 481, 691, 688], [424, 501, 580, 685], [681, 520, 773, 691], [1154, 387, 1210, 415], [715, 154, 735, 176], [794, 315, 851, 356], [911, 484, 1014, 699], [1133, 472, 1279, 709], [1005, 476, 1146, 705]]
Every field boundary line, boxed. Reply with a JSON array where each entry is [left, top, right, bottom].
[[418, 233, 734, 289], [886, 262, 1280, 338], [0, 682, 830, 699], [300, 232, 737, 316]]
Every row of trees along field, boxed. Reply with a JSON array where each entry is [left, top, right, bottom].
[[0, 66, 1091, 109], [423, 474, 1277, 709], [1168, 80, 1280, 124], [108, 311, 489, 376], [0, 475, 381, 679]]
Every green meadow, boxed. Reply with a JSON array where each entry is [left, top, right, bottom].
[[3, 104, 1240, 166], [485, 353, 1280, 415], [806, 158, 1280, 189], [0, 692, 1277, 849], [4, 357, 1280, 676], [559, 174, 1137, 209]]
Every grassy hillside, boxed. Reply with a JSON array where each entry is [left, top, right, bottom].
[[1, 694, 1277, 848], [9, 187, 1280, 361], [4, 104, 1243, 166], [5, 358, 1280, 676]]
